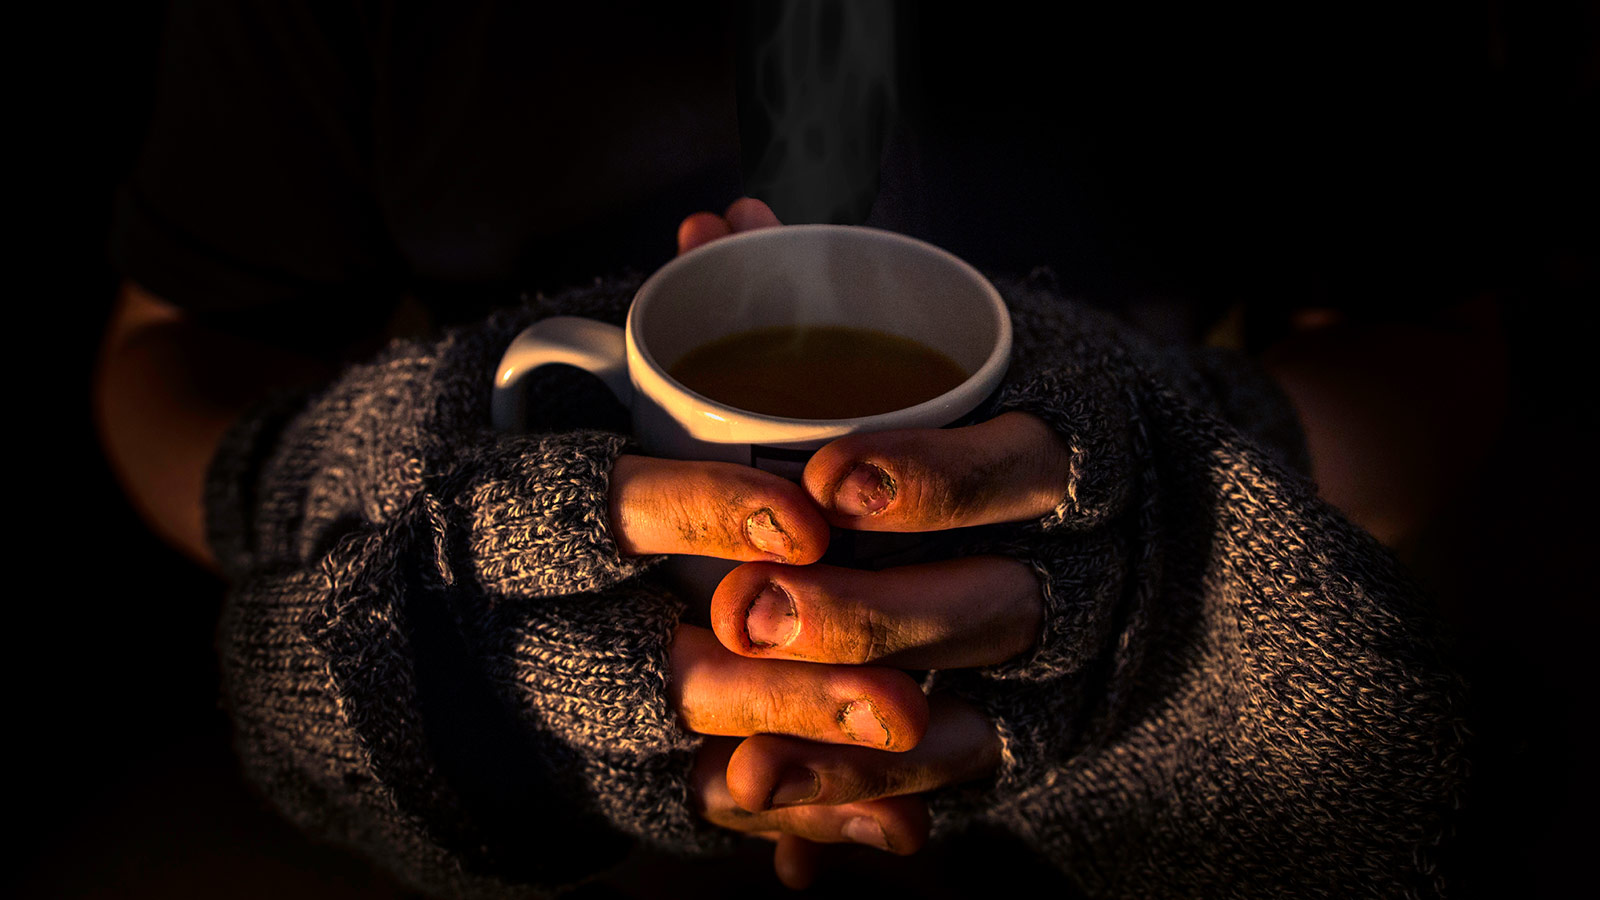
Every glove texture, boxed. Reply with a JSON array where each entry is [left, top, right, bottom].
[[210, 271, 1466, 899]]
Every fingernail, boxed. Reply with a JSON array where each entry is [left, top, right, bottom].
[[744, 507, 793, 560], [841, 816, 890, 851], [768, 767, 820, 808], [834, 464, 894, 517], [745, 583, 798, 648], [839, 699, 890, 747]]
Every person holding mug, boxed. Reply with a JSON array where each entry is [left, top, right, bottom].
[[100, 191, 1467, 897], [94, 4, 1484, 895]]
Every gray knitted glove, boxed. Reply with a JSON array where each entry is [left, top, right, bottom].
[[924, 275, 1465, 899], [209, 280, 728, 896]]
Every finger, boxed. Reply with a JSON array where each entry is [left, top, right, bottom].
[[740, 794, 929, 854], [712, 557, 1043, 668], [677, 211, 733, 255], [724, 197, 782, 232], [726, 694, 1001, 812], [671, 625, 929, 751], [608, 454, 830, 564], [803, 411, 1074, 532], [692, 737, 930, 854], [773, 835, 822, 890]]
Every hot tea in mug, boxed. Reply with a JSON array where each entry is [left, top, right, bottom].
[[668, 324, 969, 420]]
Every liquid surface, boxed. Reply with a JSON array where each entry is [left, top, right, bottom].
[[668, 325, 969, 419]]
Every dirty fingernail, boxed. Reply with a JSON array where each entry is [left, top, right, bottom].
[[841, 816, 890, 850], [746, 583, 798, 648], [768, 767, 820, 808], [744, 507, 793, 560], [834, 464, 894, 517], [840, 699, 890, 747]]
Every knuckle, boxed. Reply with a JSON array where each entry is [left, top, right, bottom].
[[673, 507, 720, 547], [749, 680, 803, 735], [667, 480, 739, 553], [809, 597, 879, 665], [890, 451, 975, 528], [942, 452, 1008, 525], [837, 765, 901, 803], [860, 606, 893, 664]]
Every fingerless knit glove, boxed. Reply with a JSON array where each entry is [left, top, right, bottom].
[[210, 278, 728, 899], [211, 268, 1467, 900], [928, 272, 1467, 900]]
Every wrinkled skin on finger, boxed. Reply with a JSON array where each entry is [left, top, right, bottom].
[[711, 557, 1044, 669], [609, 455, 831, 563], [669, 625, 929, 751], [692, 737, 931, 855], [726, 694, 1002, 812], [803, 412, 1074, 532]]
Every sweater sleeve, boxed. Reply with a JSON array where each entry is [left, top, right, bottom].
[[209, 280, 728, 898], [929, 275, 1468, 899]]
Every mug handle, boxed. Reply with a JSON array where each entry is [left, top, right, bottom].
[[491, 316, 633, 433]]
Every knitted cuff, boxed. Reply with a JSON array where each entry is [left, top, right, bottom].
[[925, 670, 1090, 834], [574, 748, 737, 857], [991, 363, 1134, 533], [965, 528, 1127, 683], [479, 576, 697, 759], [219, 567, 372, 796], [922, 536, 1119, 827], [221, 560, 669, 891], [452, 430, 662, 599], [473, 579, 718, 852]]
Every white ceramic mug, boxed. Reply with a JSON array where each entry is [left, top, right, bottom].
[[492, 225, 1012, 588]]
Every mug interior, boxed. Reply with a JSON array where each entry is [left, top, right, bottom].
[[633, 226, 1002, 384]]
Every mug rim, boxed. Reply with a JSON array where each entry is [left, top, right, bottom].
[[626, 225, 1012, 440]]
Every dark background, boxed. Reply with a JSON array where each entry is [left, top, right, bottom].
[[25, 0, 1596, 896]]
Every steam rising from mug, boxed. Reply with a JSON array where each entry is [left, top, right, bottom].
[[738, 0, 898, 225]]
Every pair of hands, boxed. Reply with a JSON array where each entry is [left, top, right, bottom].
[[601, 200, 1074, 887]]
